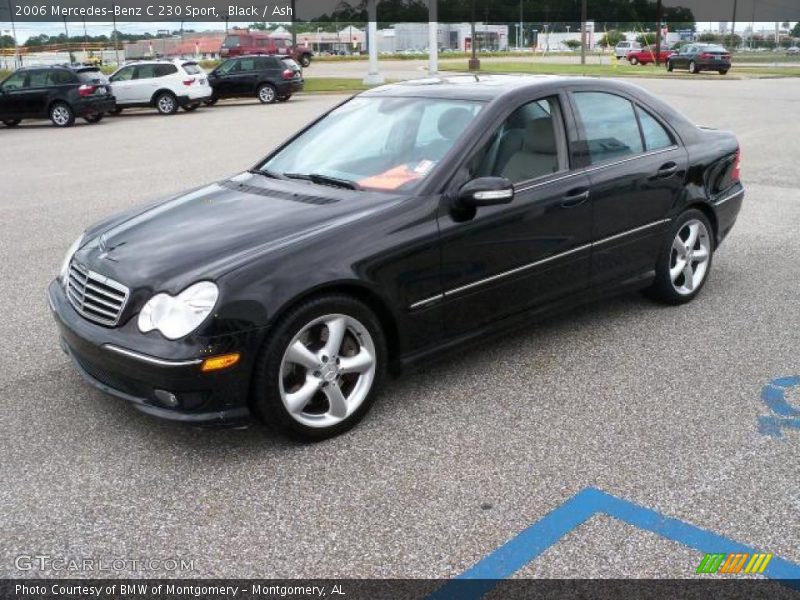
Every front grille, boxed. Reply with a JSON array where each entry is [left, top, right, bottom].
[[66, 261, 129, 327]]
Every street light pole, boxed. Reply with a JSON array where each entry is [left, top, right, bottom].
[[580, 0, 587, 65]]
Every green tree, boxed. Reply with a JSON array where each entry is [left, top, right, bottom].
[[791, 22, 800, 38], [564, 39, 582, 50], [599, 30, 626, 48]]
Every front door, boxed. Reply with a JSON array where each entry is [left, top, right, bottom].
[[0, 71, 27, 118], [437, 94, 593, 336], [109, 65, 137, 104], [230, 57, 259, 95], [568, 89, 688, 288]]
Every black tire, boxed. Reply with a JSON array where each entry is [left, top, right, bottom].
[[719, 69, 729, 75], [84, 113, 103, 124], [277, 95, 292, 102], [689, 60, 699, 74], [109, 106, 123, 115], [666, 60, 674, 72], [257, 83, 277, 104], [629, 56, 639, 65], [300, 54, 312, 68], [154, 92, 178, 115], [182, 104, 199, 112], [204, 97, 218, 106], [251, 294, 387, 442], [49, 102, 75, 127], [646, 209, 715, 305], [3, 119, 21, 127]]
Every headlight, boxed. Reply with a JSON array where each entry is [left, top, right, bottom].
[[138, 281, 219, 340], [60, 234, 84, 286]]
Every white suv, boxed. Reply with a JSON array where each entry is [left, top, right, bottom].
[[108, 59, 213, 115], [615, 40, 642, 60]]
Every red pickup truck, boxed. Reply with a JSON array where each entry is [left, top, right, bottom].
[[221, 30, 313, 67], [626, 45, 674, 65]]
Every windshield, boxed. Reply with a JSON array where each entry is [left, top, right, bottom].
[[223, 35, 241, 48], [261, 96, 484, 192]]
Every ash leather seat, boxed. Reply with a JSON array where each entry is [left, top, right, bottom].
[[498, 117, 559, 182]]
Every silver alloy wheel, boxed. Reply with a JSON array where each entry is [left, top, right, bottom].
[[259, 85, 275, 103], [279, 313, 377, 428], [157, 94, 176, 113], [51, 105, 71, 126], [670, 219, 711, 295]]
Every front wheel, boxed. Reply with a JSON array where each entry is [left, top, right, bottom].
[[50, 102, 75, 127], [257, 83, 277, 104], [629, 56, 639, 65], [277, 95, 292, 102], [646, 210, 714, 305], [109, 106, 123, 115], [204, 97, 218, 106], [252, 295, 387, 441], [689, 60, 699, 74], [666, 60, 674, 72], [3, 119, 21, 127], [719, 69, 729, 75], [84, 113, 103, 124], [300, 54, 312, 68], [155, 92, 178, 115], [182, 104, 199, 112]]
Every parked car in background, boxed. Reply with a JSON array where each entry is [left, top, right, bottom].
[[786, 46, 800, 56], [615, 40, 642, 60], [207, 55, 304, 105], [627, 45, 674, 65], [49, 75, 743, 440], [108, 59, 212, 115], [221, 30, 314, 67], [0, 65, 113, 127], [666, 44, 732, 74]]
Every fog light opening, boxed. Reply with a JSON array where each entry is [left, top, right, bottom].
[[153, 389, 179, 407], [201, 352, 241, 373]]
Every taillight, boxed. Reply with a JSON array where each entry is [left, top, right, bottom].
[[699, 53, 712, 59], [78, 84, 97, 97], [732, 148, 741, 182], [282, 69, 294, 80], [183, 79, 195, 86]]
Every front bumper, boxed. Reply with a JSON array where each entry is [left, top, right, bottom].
[[48, 280, 254, 426]]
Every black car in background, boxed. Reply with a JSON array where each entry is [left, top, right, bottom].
[[0, 65, 114, 127], [49, 76, 743, 440], [666, 44, 732, 75], [207, 55, 304, 104]]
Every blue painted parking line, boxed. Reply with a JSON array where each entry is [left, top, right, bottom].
[[759, 375, 800, 437], [428, 487, 800, 599]]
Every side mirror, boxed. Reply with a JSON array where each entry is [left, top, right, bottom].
[[458, 177, 514, 208]]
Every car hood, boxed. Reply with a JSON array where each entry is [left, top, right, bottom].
[[74, 172, 401, 293]]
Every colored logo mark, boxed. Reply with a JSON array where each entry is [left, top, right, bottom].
[[697, 552, 773, 574], [759, 375, 800, 438]]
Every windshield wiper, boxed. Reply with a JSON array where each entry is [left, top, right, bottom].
[[247, 167, 287, 180], [284, 172, 362, 191]]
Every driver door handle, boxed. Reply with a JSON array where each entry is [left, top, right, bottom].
[[656, 162, 679, 178], [561, 188, 590, 208]]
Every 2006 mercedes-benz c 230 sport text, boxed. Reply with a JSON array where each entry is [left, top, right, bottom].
[[49, 75, 744, 440]]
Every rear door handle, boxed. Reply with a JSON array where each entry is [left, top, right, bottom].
[[657, 162, 679, 178], [561, 188, 590, 208]]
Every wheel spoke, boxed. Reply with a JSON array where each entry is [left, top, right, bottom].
[[682, 263, 695, 291], [339, 349, 374, 375], [285, 340, 319, 370], [670, 258, 687, 282], [685, 223, 700, 250], [284, 375, 319, 414], [323, 383, 348, 418], [693, 247, 709, 263], [672, 236, 687, 256], [323, 317, 347, 357]]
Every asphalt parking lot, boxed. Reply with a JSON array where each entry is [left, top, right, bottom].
[[1, 76, 799, 583]]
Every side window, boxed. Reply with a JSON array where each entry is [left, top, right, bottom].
[[216, 60, 236, 75], [154, 64, 178, 77], [26, 70, 50, 87], [256, 38, 269, 47], [636, 106, 673, 151], [573, 92, 644, 164], [255, 57, 272, 70], [468, 97, 565, 184], [135, 65, 156, 80], [111, 66, 135, 82], [1, 71, 26, 90], [239, 58, 256, 71]]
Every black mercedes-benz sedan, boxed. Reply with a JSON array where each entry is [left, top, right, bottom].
[[49, 75, 744, 440]]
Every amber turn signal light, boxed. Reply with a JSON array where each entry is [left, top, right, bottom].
[[201, 352, 241, 372]]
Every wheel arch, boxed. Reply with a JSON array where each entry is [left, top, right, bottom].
[[685, 201, 719, 244], [150, 88, 177, 106]]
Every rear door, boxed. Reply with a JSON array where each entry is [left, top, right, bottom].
[[209, 59, 237, 96], [17, 69, 51, 117], [231, 57, 259, 94], [437, 93, 593, 335], [568, 89, 688, 289]]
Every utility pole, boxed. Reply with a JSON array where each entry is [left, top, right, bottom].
[[63, 17, 75, 64], [428, 0, 438, 76], [469, 0, 479, 70], [7, 0, 21, 67], [655, 0, 663, 66], [112, 4, 120, 66], [730, 0, 738, 50], [291, 0, 296, 49], [519, 0, 523, 48], [580, 0, 587, 65]]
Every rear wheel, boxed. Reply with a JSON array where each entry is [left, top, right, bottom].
[[109, 106, 123, 115], [277, 95, 292, 102], [629, 56, 639, 65], [719, 69, 729, 75], [646, 209, 714, 305], [83, 113, 103, 124], [204, 97, 218, 106], [257, 83, 277, 104], [689, 60, 699, 74], [252, 294, 387, 441], [666, 60, 674, 72], [49, 102, 75, 127], [3, 119, 21, 127], [300, 54, 312, 68], [155, 92, 178, 115]]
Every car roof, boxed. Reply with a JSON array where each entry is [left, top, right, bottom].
[[362, 74, 639, 102]]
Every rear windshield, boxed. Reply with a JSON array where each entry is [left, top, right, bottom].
[[77, 70, 108, 84], [223, 35, 241, 48], [701, 45, 728, 53], [182, 63, 203, 75], [281, 58, 300, 70]]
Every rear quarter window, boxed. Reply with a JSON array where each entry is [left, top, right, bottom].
[[51, 70, 77, 85], [154, 64, 179, 77], [182, 63, 203, 75], [573, 91, 644, 164], [77, 70, 108, 84]]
